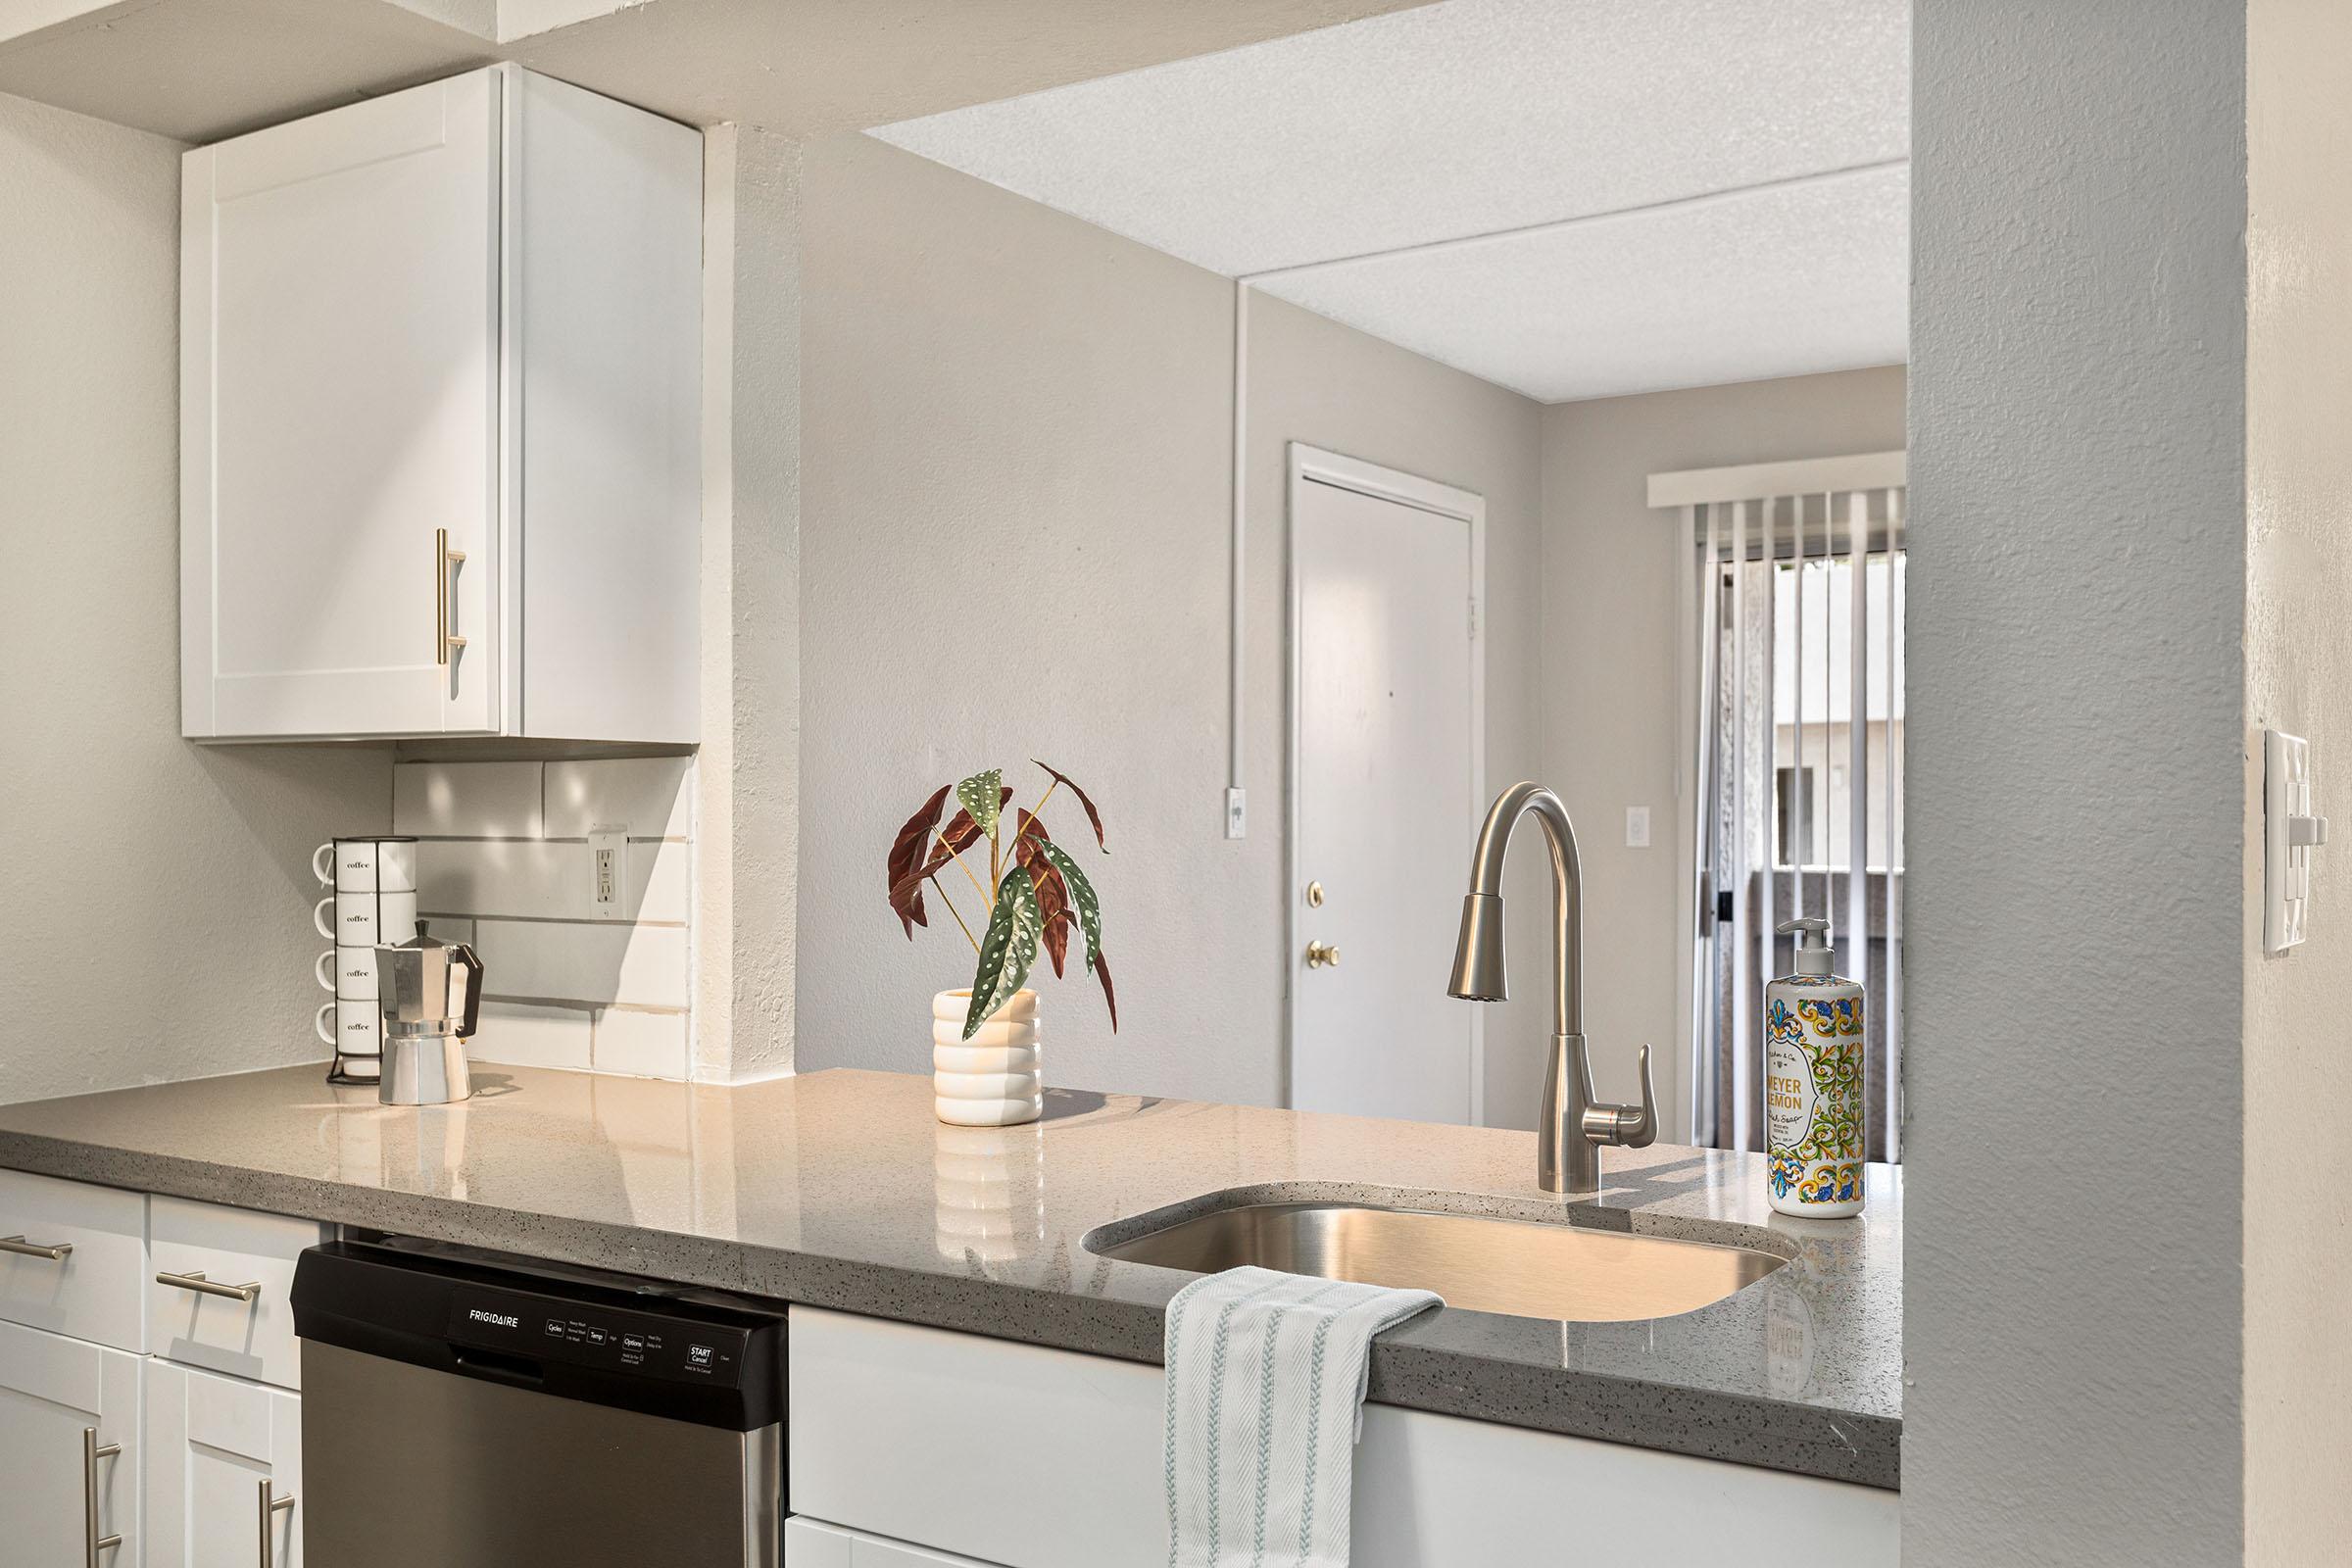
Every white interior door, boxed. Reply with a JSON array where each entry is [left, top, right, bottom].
[[184, 69, 500, 737], [1291, 451, 1481, 1124]]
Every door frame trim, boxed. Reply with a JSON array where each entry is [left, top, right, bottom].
[[1284, 443, 1487, 1125]]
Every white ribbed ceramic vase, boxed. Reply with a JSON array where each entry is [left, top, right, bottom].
[[932, 989, 1042, 1126]]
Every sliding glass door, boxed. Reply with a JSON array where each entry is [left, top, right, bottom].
[[1686, 488, 1905, 1161]]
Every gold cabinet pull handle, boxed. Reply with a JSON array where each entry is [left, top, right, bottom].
[[82, 1427, 122, 1565], [1304, 941, 1340, 968], [257, 1481, 296, 1568], [434, 529, 467, 666], [0, 1235, 73, 1260], [157, 1268, 261, 1303]]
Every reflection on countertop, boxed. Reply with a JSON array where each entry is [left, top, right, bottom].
[[0, 1064, 1899, 1488]]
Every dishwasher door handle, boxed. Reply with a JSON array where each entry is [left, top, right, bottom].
[[452, 1345, 546, 1389]]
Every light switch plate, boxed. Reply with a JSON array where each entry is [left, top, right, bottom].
[[1626, 806, 1651, 849], [2264, 731, 2326, 954], [1224, 788, 1247, 840]]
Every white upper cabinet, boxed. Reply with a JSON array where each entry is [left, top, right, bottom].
[[181, 65, 701, 743]]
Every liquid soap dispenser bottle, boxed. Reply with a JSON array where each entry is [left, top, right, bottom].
[[1765, 916, 1865, 1218]]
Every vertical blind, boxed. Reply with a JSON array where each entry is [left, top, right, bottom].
[[1675, 477, 1906, 1163]]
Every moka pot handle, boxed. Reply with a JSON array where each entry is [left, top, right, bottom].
[[449, 944, 484, 1040]]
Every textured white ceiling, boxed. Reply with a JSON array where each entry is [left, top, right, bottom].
[[1263, 164, 1908, 403], [872, 0, 1910, 401]]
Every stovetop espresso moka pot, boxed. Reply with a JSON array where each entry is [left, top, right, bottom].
[[373, 921, 484, 1106]]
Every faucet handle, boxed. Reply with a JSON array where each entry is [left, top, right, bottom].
[[1622, 1044, 1658, 1149], [1582, 1044, 1660, 1149]]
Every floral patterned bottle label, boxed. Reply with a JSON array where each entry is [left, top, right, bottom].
[[1765, 979, 1865, 1211]]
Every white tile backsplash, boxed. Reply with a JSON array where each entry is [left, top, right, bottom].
[[545, 757, 694, 839], [469, 917, 691, 1009], [416, 839, 689, 924], [594, 1008, 689, 1078], [394, 757, 693, 1081], [471, 1002, 592, 1072], [394, 760, 545, 838], [420, 915, 475, 947]]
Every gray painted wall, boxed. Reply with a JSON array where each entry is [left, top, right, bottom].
[[791, 133, 1545, 1110], [0, 91, 389, 1105], [1908, 4, 2246, 1561], [1539, 367, 1907, 1131]]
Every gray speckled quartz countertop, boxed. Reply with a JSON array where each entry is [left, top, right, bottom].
[[0, 1065, 1899, 1488]]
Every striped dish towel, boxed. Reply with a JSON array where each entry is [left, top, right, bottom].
[[1162, 1265, 1442, 1568]]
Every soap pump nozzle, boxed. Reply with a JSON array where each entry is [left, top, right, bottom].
[[1777, 915, 1836, 977]]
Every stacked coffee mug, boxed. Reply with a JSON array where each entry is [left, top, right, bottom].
[[313, 836, 418, 1085]]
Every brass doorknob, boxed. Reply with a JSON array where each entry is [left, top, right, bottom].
[[1304, 941, 1340, 968]]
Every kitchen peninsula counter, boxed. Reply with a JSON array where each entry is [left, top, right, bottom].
[[0, 1064, 1899, 1487]]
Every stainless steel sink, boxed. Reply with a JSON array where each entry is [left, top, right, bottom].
[[1091, 1201, 1786, 1323]]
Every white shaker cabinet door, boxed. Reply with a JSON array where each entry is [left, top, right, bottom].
[[182, 68, 501, 739], [0, 1318, 141, 1565], [144, 1359, 304, 1568]]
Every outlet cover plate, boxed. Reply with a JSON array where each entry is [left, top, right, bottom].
[[588, 823, 627, 916]]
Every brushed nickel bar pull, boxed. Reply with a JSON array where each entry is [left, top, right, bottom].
[[157, 1269, 261, 1303], [257, 1481, 296, 1568], [82, 1426, 122, 1565], [0, 1234, 73, 1260]]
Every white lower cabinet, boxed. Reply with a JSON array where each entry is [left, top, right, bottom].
[[143, 1358, 303, 1567], [0, 1168, 149, 1351], [147, 1196, 326, 1392], [0, 1316, 141, 1565], [787, 1306, 1900, 1568], [0, 1174, 319, 1568], [787, 1519, 1004, 1567]]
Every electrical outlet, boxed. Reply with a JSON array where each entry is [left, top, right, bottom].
[[1626, 806, 1651, 849], [1225, 788, 1248, 840], [588, 824, 626, 914]]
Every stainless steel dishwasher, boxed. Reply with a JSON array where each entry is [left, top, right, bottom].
[[290, 1237, 784, 1567]]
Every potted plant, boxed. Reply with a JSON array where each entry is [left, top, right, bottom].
[[887, 760, 1116, 1125]]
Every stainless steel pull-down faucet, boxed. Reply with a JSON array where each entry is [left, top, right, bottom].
[[1447, 782, 1658, 1195]]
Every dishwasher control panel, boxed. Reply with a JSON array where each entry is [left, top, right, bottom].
[[446, 1285, 752, 1388]]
